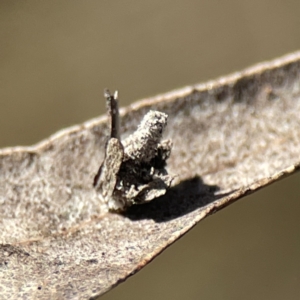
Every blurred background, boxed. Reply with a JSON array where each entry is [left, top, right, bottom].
[[1, 1, 300, 299]]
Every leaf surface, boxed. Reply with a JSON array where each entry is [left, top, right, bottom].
[[1, 52, 300, 299]]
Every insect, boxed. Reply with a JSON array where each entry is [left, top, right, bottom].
[[93, 89, 174, 211]]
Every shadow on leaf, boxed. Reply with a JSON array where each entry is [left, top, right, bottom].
[[123, 176, 233, 222]]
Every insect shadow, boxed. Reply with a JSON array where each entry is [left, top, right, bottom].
[[122, 176, 232, 222]]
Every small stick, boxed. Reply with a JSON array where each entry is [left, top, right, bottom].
[[104, 89, 120, 140]]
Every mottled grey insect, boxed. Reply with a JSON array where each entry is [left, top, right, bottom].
[[93, 89, 174, 211]]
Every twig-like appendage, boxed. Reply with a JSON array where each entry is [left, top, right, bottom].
[[94, 89, 174, 211]]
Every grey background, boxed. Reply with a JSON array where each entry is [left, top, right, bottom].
[[1, 1, 300, 299]]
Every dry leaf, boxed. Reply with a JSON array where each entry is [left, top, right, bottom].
[[1, 51, 300, 299]]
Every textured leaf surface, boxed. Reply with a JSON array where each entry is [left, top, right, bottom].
[[1, 52, 300, 299]]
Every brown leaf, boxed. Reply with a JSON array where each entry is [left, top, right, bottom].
[[1, 51, 300, 299]]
